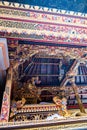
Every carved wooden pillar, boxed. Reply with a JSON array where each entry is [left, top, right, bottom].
[[0, 68, 13, 122], [69, 77, 86, 113], [72, 85, 86, 113]]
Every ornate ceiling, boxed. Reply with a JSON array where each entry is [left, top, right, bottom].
[[2, 0, 87, 13]]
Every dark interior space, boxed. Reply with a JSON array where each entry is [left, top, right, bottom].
[[0, 70, 6, 112]]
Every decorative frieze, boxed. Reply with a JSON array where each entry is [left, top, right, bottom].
[[0, 1, 87, 46]]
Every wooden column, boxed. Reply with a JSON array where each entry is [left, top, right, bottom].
[[72, 85, 86, 113], [0, 68, 13, 122]]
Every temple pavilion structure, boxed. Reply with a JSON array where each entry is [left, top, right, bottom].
[[0, 1, 87, 129]]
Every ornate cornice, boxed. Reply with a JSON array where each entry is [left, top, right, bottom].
[[0, 1, 87, 46]]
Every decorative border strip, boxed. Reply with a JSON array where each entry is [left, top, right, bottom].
[[0, 5, 87, 27], [0, 118, 87, 129], [0, 18, 87, 37], [0, 16, 87, 29], [0, 1, 87, 18], [0, 31, 87, 47]]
